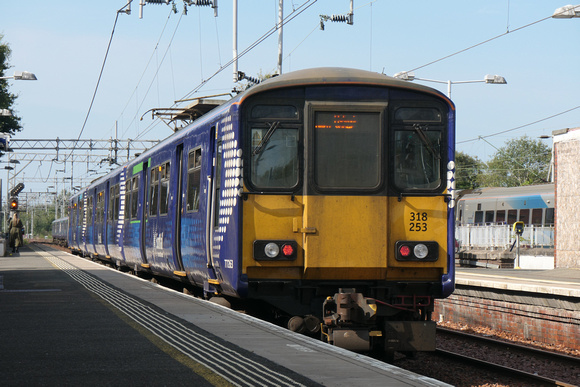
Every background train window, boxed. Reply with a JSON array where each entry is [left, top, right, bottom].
[[314, 111, 380, 189], [159, 162, 170, 216], [393, 130, 441, 190], [394, 107, 441, 123], [250, 127, 299, 189], [519, 209, 530, 224], [485, 211, 494, 223], [149, 168, 159, 216], [507, 209, 517, 224], [545, 208, 555, 225], [531, 209, 543, 225], [474, 211, 483, 224], [251, 105, 298, 119], [496, 210, 506, 224], [187, 148, 202, 212], [131, 176, 139, 219]]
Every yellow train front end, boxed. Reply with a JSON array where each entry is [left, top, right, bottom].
[[238, 68, 455, 354]]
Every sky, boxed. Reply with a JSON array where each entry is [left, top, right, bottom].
[[1, 0, 579, 201]]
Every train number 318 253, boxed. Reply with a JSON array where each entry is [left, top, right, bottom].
[[409, 212, 428, 232]]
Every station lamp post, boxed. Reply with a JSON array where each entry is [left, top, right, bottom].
[[393, 72, 507, 98], [552, 4, 580, 18], [0, 71, 37, 81]]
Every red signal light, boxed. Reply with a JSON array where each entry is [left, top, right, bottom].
[[281, 244, 294, 256], [399, 245, 411, 257], [9, 198, 18, 210]]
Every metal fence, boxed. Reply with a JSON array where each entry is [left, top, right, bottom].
[[455, 224, 555, 250]]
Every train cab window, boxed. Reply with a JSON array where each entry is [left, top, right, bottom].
[[531, 209, 543, 225], [159, 162, 170, 216], [485, 211, 494, 224], [496, 210, 506, 224], [250, 126, 299, 189], [131, 176, 139, 219], [519, 209, 530, 225], [314, 111, 380, 189], [251, 105, 298, 119], [394, 107, 441, 123], [545, 208, 555, 225], [393, 105, 443, 191], [186, 148, 202, 212], [507, 209, 517, 224]]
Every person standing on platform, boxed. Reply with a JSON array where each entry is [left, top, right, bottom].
[[8, 212, 23, 253]]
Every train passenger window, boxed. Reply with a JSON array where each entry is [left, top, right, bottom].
[[251, 105, 298, 119], [474, 211, 483, 224], [394, 107, 442, 123], [507, 210, 517, 224], [485, 211, 494, 223], [149, 167, 159, 216], [519, 209, 530, 225], [87, 196, 93, 225], [159, 162, 170, 216], [186, 148, 202, 212], [496, 210, 506, 224], [114, 185, 120, 221], [531, 209, 543, 225], [314, 111, 380, 189], [545, 208, 555, 225], [108, 186, 115, 221], [125, 179, 132, 219], [250, 126, 299, 189], [97, 191, 104, 223], [394, 129, 441, 190], [131, 176, 139, 219]]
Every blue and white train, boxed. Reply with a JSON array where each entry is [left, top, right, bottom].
[[62, 67, 456, 354]]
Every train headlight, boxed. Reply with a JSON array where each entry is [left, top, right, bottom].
[[264, 243, 280, 258], [414, 244, 429, 259], [253, 240, 298, 261], [395, 241, 439, 262]]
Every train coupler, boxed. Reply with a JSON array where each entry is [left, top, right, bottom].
[[321, 288, 379, 352]]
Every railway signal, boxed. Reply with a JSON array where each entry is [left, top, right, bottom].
[[9, 197, 18, 211]]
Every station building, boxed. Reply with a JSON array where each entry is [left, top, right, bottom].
[[553, 127, 580, 268]]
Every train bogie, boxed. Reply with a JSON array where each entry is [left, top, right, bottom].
[[63, 68, 455, 355]]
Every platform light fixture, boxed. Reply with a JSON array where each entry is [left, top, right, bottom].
[[393, 72, 507, 98], [0, 71, 38, 81], [552, 4, 580, 18]]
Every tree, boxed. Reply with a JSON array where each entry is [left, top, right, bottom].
[[455, 151, 484, 189], [477, 136, 551, 187], [0, 35, 23, 135]]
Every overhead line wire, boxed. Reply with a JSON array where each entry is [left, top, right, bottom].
[[458, 105, 580, 144], [406, 11, 559, 73], [67, 4, 128, 162]]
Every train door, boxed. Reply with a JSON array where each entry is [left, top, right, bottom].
[[139, 161, 149, 265], [205, 125, 222, 287], [302, 102, 389, 280], [173, 144, 186, 273]]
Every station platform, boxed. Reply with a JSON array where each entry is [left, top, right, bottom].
[[437, 267, 580, 351], [0, 244, 448, 387]]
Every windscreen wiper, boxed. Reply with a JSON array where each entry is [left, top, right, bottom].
[[252, 121, 280, 156], [413, 124, 440, 160]]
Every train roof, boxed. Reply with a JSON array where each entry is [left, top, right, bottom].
[[459, 183, 554, 200], [240, 67, 452, 104]]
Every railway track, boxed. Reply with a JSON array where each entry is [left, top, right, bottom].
[[434, 327, 580, 386]]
